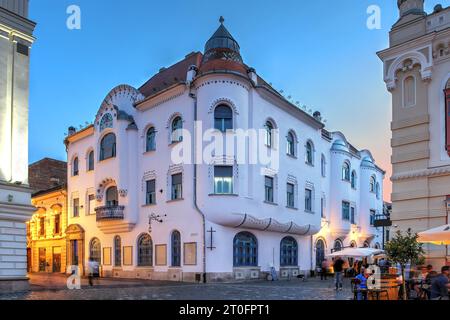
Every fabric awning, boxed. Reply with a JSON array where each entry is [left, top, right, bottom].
[[327, 247, 384, 258], [418, 224, 450, 245]]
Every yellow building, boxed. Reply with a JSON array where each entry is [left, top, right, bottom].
[[27, 186, 67, 273]]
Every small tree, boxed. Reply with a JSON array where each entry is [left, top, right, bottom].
[[384, 229, 425, 300]]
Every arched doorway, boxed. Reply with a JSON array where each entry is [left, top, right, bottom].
[[315, 239, 326, 268]]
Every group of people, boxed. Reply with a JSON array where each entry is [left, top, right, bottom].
[[320, 256, 450, 300]]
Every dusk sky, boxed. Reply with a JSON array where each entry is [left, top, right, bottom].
[[27, 0, 444, 201]]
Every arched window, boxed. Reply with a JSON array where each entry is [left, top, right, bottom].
[[146, 127, 156, 152], [403, 76, 416, 107], [214, 105, 233, 132], [137, 234, 153, 267], [171, 230, 181, 267], [100, 133, 116, 161], [350, 241, 357, 248], [265, 121, 274, 148], [99, 113, 113, 131], [321, 154, 326, 177], [374, 243, 381, 250], [334, 239, 343, 252], [286, 131, 295, 156], [105, 186, 118, 207], [171, 116, 183, 143], [90, 238, 101, 264], [87, 151, 94, 171], [305, 141, 314, 165], [351, 171, 357, 189], [342, 162, 350, 181], [315, 239, 325, 268], [72, 157, 79, 176], [233, 232, 258, 267], [114, 236, 121, 267], [370, 176, 376, 193], [280, 237, 298, 266], [363, 241, 370, 248]]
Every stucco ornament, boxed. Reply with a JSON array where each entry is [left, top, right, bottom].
[[119, 189, 128, 198]]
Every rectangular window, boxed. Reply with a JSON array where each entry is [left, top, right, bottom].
[[214, 166, 233, 194], [351, 207, 355, 224], [370, 210, 376, 226], [321, 198, 325, 218], [54, 214, 61, 235], [171, 173, 182, 200], [305, 189, 312, 212], [264, 176, 274, 203], [342, 201, 350, 221], [39, 217, 45, 237], [146, 179, 156, 204], [70, 240, 78, 266], [88, 194, 96, 215], [73, 198, 79, 217], [286, 183, 295, 207]]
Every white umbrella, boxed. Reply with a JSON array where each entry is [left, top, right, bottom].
[[327, 247, 384, 258], [418, 224, 450, 245]]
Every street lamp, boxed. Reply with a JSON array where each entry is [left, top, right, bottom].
[[148, 213, 167, 233]]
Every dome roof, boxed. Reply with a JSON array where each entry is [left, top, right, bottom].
[[202, 17, 243, 65], [331, 139, 348, 152]]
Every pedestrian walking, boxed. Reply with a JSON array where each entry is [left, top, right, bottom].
[[333, 256, 345, 291], [88, 257, 99, 287]]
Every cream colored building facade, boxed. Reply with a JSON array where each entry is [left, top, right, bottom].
[[0, 0, 36, 291], [378, 0, 450, 267], [28, 186, 67, 274]]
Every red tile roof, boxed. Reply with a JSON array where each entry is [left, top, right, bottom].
[[138, 52, 203, 97]]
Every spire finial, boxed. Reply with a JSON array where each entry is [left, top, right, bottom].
[[219, 16, 225, 24]]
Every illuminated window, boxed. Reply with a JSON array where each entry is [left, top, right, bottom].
[[214, 166, 233, 194], [137, 234, 153, 267], [89, 238, 101, 264]]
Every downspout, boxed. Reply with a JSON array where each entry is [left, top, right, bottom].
[[189, 89, 207, 283]]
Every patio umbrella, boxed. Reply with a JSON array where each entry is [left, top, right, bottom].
[[418, 224, 450, 245], [327, 247, 384, 258]]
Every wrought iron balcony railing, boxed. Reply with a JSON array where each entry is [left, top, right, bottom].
[[95, 205, 125, 221]]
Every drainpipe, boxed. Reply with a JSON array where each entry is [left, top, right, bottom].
[[310, 235, 314, 277], [189, 90, 207, 283]]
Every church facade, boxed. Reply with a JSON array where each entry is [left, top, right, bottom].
[[0, 0, 36, 291], [65, 19, 385, 282], [378, 0, 450, 267]]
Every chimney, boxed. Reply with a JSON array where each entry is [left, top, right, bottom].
[[68, 126, 76, 136], [313, 111, 322, 121], [247, 68, 258, 86], [186, 65, 198, 85]]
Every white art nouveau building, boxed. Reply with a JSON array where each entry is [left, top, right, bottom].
[[65, 19, 385, 282]]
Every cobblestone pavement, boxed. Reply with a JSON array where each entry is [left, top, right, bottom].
[[0, 275, 353, 300]]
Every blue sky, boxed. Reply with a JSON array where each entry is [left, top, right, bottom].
[[27, 0, 445, 200]]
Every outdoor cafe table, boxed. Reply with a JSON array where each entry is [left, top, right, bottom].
[[367, 274, 399, 300]]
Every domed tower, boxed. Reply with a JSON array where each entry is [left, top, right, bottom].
[[397, 0, 425, 18], [199, 17, 248, 75]]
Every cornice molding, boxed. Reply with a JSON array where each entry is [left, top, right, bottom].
[[391, 165, 450, 181]]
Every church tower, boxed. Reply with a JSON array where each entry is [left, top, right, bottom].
[[378, 1, 450, 268], [0, 0, 36, 292]]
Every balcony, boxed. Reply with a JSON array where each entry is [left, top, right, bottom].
[[95, 206, 125, 221]]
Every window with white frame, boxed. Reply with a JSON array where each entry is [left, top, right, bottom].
[[88, 194, 96, 215], [305, 141, 314, 165], [146, 179, 156, 205], [265, 176, 274, 203], [171, 116, 183, 143], [265, 121, 274, 148], [286, 132, 295, 156], [214, 166, 233, 194], [342, 162, 350, 181], [305, 188, 313, 212], [214, 105, 233, 132], [171, 173, 183, 200], [146, 127, 156, 152], [286, 183, 295, 208]]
